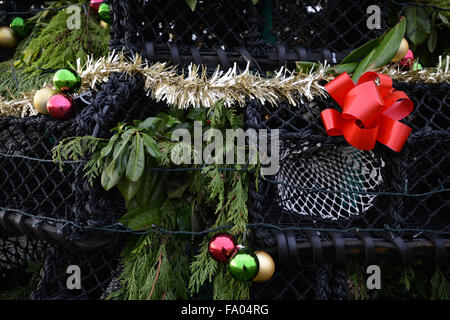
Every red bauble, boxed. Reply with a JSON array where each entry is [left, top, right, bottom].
[[47, 94, 74, 120], [90, 0, 103, 11], [208, 233, 238, 263], [399, 49, 414, 69]]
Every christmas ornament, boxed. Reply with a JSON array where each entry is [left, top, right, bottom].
[[0, 27, 19, 48], [33, 88, 57, 115], [391, 38, 409, 62], [252, 251, 275, 282], [399, 49, 414, 68], [208, 233, 237, 263], [98, 4, 112, 24], [321, 71, 413, 152], [10, 17, 31, 38], [53, 69, 81, 93], [100, 20, 109, 29], [47, 94, 74, 120], [90, 0, 103, 12], [228, 249, 259, 281], [413, 61, 423, 71]]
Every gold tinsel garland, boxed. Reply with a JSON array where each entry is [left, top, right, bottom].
[[0, 92, 38, 117], [1, 52, 449, 117]]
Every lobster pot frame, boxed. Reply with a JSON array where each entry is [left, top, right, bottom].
[[109, 0, 389, 70], [245, 82, 450, 271], [0, 73, 165, 299]]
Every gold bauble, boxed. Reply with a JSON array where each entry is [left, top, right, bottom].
[[0, 27, 19, 48], [391, 38, 409, 62], [34, 88, 57, 115], [252, 251, 275, 282], [100, 20, 109, 29]]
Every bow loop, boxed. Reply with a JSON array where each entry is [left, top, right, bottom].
[[321, 72, 413, 152], [342, 81, 384, 126]]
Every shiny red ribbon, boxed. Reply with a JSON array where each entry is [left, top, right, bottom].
[[320, 72, 413, 152]]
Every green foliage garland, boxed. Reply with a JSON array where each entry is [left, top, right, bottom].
[[0, 1, 109, 98], [53, 101, 259, 300], [347, 260, 450, 300]]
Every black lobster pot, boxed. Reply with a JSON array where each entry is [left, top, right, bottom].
[[0, 0, 448, 300], [109, 0, 388, 70], [246, 82, 450, 299]]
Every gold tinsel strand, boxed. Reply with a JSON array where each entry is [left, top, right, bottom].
[[1, 52, 449, 117], [77, 52, 329, 109], [0, 92, 37, 117]]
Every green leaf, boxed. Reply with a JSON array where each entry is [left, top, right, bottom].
[[187, 108, 206, 122], [143, 134, 163, 158], [438, 12, 449, 26], [252, 0, 259, 4], [352, 18, 406, 83], [166, 116, 182, 128], [118, 176, 142, 201], [428, 12, 437, 53], [110, 146, 129, 180], [295, 61, 318, 74], [147, 175, 166, 206], [340, 37, 380, 64], [138, 117, 162, 129], [167, 182, 190, 199], [128, 208, 161, 230], [126, 134, 145, 182], [405, 6, 430, 46], [329, 62, 359, 75], [177, 205, 192, 232], [136, 164, 158, 207], [351, 48, 377, 83], [101, 155, 121, 191], [185, 0, 197, 12], [104, 130, 132, 175], [120, 207, 160, 229], [100, 134, 118, 158]]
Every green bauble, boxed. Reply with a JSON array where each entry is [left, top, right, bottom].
[[98, 4, 112, 24], [228, 249, 259, 281], [53, 69, 81, 93], [413, 62, 423, 71], [10, 17, 31, 38]]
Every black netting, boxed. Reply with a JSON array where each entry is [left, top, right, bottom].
[[31, 244, 122, 300], [251, 264, 350, 300], [0, 0, 47, 62], [0, 73, 166, 243], [0, 73, 168, 299], [0, 230, 50, 298], [110, 0, 389, 70], [0, 117, 78, 220], [246, 82, 450, 270], [1, 0, 449, 300]]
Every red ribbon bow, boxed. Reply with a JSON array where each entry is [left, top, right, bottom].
[[320, 72, 413, 152]]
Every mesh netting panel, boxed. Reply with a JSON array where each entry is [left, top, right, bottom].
[[0, 0, 47, 62], [246, 82, 450, 259], [251, 264, 316, 300], [110, 0, 388, 68], [0, 230, 50, 299], [31, 245, 122, 300], [269, 0, 387, 52], [0, 117, 77, 219], [0, 233, 48, 278], [276, 144, 384, 220], [0, 73, 166, 242]]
